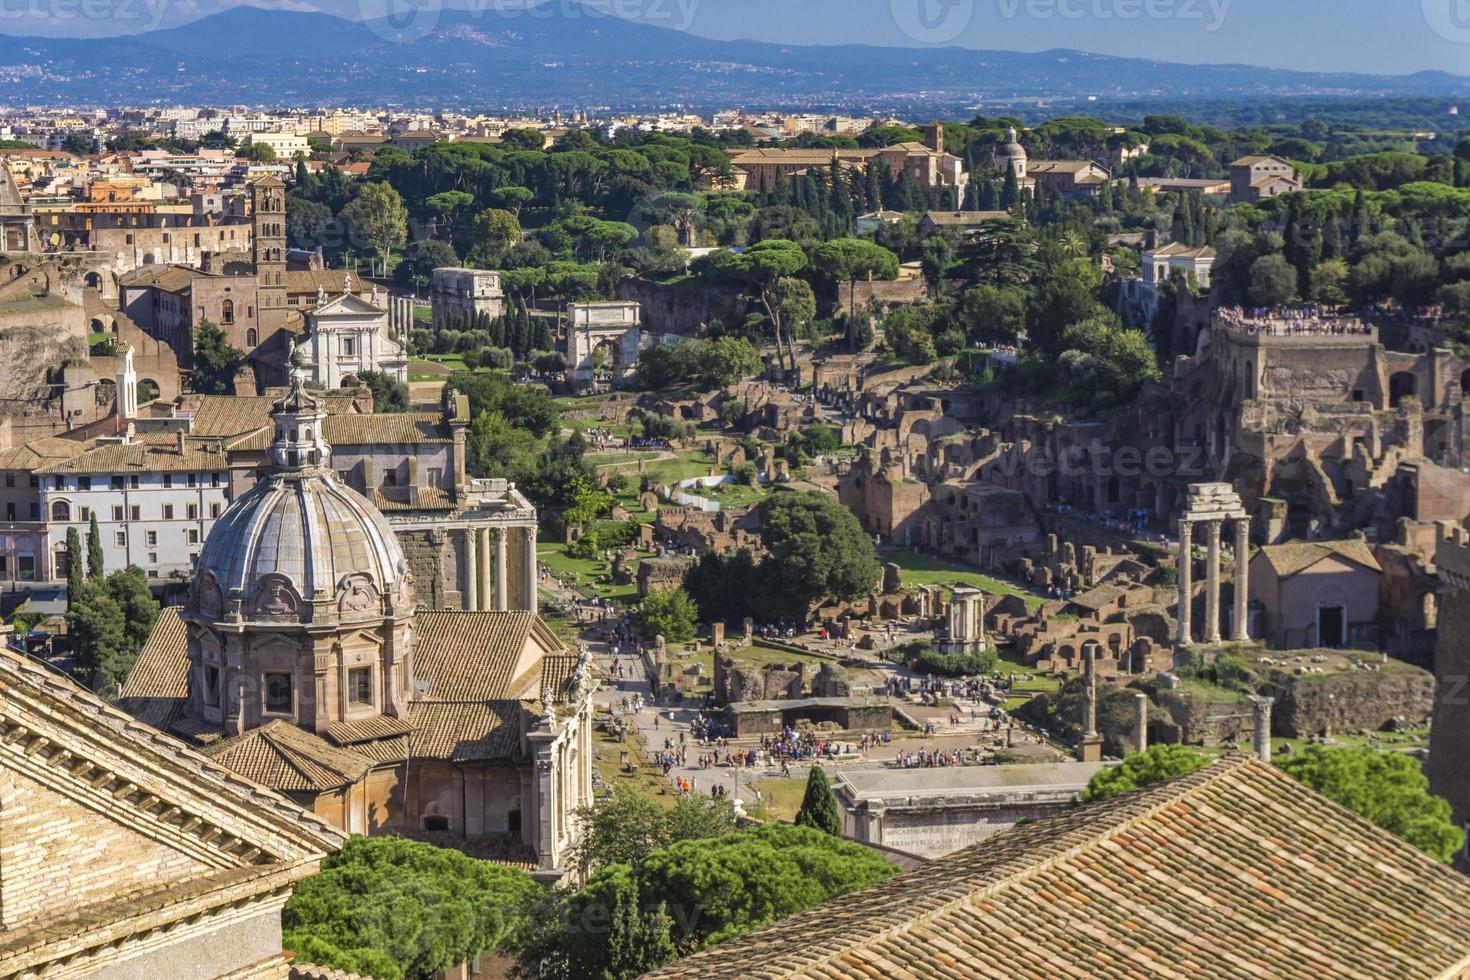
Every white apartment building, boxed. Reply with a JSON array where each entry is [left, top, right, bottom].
[[34, 432, 232, 582]]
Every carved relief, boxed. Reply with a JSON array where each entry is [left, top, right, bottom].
[[197, 570, 224, 618], [251, 574, 300, 621], [337, 572, 380, 617]]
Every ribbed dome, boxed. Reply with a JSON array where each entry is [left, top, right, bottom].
[[197, 470, 406, 612], [193, 361, 410, 624]]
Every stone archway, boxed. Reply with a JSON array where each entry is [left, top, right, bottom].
[[1389, 371, 1417, 408]]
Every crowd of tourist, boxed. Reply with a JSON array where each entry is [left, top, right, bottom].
[[1047, 502, 1172, 546], [1217, 305, 1371, 336]]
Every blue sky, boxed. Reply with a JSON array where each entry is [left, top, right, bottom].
[[11, 0, 1470, 75]]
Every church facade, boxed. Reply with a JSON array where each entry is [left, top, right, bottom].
[[120, 367, 593, 879]]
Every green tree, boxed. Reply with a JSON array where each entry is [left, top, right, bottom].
[[1279, 746, 1464, 864], [64, 527, 83, 603], [283, 836, 540, 980], [570, 788, 737, 878], [1247, 253, 1298, 307], [394, 238, 456, 291], [359, 370, 410, 412], [108, 565, 160, 656], [794, 764, 841, 836], [192, 320, 243, 395], [473, 207, 522, 260], [759, 492, 881, 619], [86, 513, 104, 580], [1082, 744, 1211, 802], [239, 141, 277, 163], [342, 182, 409, 275], [810, 238, 900, 352], [66, 580, 126, 690], [699, 336, 762, 389], [638, 587, 698, 643], [733, 240, 808, 373]]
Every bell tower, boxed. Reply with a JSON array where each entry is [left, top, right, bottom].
[[251, 176, 288, 332]]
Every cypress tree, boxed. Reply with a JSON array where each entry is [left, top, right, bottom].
[[1000, 166, 1019, 211], [795, 764, 841, 836], [86, 513, 104, 581], [772, 167, 790, 206], [65, 526, 84, 604], [865, 162, 883, 212]]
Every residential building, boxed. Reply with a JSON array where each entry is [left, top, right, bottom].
[[1230, 154, 1303, 203]]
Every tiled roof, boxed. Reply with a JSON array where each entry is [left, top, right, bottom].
[[1028, 159, 1107, 174], [372, 486, 456, 512], [290, 963, 378, 980], [407, 701, 520, 761], [284, 269, 365, 296], [117, 607, 191, 727], [922, 210, 1011, 226], [1260, 538, 1382, 578], [324, 715, 414, 744], [0, 435, 88, 470], [539, 654, 579, 703], [202, 720, 374, 793], [324, 412, 447, 446], [412, 610, 540, 701], [646, 755, 1470, 980], [34, 435, 229, 475]]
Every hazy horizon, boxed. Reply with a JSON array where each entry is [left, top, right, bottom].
[[5, 0, 1468, 78]]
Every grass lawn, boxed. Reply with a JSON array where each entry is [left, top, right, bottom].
[[744, 776, 808, 823], [536, 540, 639, 603], [699, 481, 771, 509], [883, 549, 1047, 611], [639, 449, 718, 486], [593, 730, 679, 807], [726, 642, 836, 669], [412, 305, 432, 322], [590, 451, 665, 469]]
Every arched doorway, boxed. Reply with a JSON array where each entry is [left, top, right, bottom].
[[84, 271, 102, 290]]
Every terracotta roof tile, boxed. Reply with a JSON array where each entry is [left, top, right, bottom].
[[117, 607, 191, 726], [408, 701, 519, 761], [646, 756, 1470, 980], [412, 610, 539, 701], [202, 720, 374, 793], [1259, 539, 1382, 578]]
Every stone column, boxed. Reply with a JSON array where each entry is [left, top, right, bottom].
[[1083, 651, 1098, 738], [1248, 695, 1274, 763], [494, 527, 509, 611], [1177, 520, 1193, 645], [464, 530, 478, 611], [523, 525, 538, 613], [1204, 519, 1223, 645], [1233, 517, 1251, 642], [477, 527, 493, 611], [1132, 691, 1149, 756]]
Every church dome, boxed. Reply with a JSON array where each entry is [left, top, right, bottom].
[[996, 127, 1028, 175], [193, 362, 411, 624]]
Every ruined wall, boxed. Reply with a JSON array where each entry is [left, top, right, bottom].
[[615, 277, 751, 337], [1264, 664, 1434, 738], [398, 529, 449, 610]]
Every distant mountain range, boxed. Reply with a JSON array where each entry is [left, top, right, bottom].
[[2, 3, 1468, 111]]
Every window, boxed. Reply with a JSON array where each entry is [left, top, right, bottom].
[[187, 474, 197, 488], [114, 531, 125, 546], [221, 299, 234, 325], [5, 503, 13, 521], [246, 329, 257, 347], [129, 475, 139, 489], [79, 507, 90, 522], [55, 550, 69, 579], [203, 664, 220, 706], [348, 667, 372, 706], [77, 476, 90, 491], [28, 504, 38, 521], [162, 504, 174, 520], [52, 476, 63, 490], [145, 530, 157, 547], [111, 476, 124, 490], [130, 506, 140, 521], [211, 503, 222, 519], [163, 474, 172, 488], [342, 336, 356, 357], [211, 472, 220, 488], [17, 554, 33, 581], [50, 501, 70, 521], [264, 673, 293, 713], [187, 504, 198, 520], [187, 529, 199, 545], [3, 474, 12, 489]]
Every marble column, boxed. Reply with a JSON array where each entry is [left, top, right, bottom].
[[1248, 695, 1274, 762], [1205, 519, 1223, 645], [494, 527, 509, 611], [464, 529, 478, 611], [1177, 520, 1193, 646], [523, 525, 538, 613], [477, 527, 493, 611], [1083, 651, 1098, 738], [1233, 517, 1251, 642], [1132, 691, 1149, 755]]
